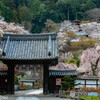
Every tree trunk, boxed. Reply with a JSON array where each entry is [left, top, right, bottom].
[[91, 58, 99, 76]]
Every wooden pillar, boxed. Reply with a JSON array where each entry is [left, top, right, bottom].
[[7, 64, 15, 94], [96, 80, 98, 88], [33, 82, 34, 87], [43, 64, 49, 95], [85, 79, 86, 87]]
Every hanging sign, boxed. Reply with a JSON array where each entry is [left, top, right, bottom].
[[56, 78, 61, 85]]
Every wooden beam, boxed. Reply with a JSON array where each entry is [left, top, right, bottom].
[[7, 64, 15, 94], [2, 59, 58, 65], [43, 64, 49, 95]]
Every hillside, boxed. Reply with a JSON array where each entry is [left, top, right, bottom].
[[0, 0, 100, 33]]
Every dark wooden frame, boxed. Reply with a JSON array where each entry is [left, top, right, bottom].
[[1, 60, 57, 95]]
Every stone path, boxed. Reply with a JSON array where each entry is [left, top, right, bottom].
[[4, 89, 73, 100], [4, 96, 72, 100], [15, 89, 43, 96]]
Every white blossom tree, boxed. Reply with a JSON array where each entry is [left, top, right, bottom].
[[58, 52, 74, 63], [81, 22, 100, 40], [0, 16, 29, 37], [58, 20, 100, 41]]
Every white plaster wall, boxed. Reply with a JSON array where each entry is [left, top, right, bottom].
[[75, 79, 97, 88], [86, 80, 96, 84], [75, 80, 85, 84], [23, 82, 33, 86]]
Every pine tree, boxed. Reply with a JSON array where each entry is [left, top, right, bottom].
[[61, 76, 79, 90]]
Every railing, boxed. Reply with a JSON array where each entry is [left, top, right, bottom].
[[58, 90, 100, 100]]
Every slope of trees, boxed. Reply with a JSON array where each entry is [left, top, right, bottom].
[[0, 0, 99, 33]]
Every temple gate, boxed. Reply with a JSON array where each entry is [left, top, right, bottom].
[[0, 33, 59, 94]]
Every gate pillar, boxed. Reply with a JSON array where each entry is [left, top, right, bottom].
[[43, 64, 49, 95], [7, 64, 15, 94]]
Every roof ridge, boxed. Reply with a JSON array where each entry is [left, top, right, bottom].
[[49, 70, 76, 71], [3, 33, 57, 37]]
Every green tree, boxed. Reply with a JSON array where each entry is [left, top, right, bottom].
[[67, 59, 76, 64], [18, 5, 32, 31], [2, 0, 15, 9], [67, 58, 80, 67], [61, 76, 80, 90], [81, 0, 96, 12], [0, 1, 13, 22], [14, 0, 33, 8], [30, 0, 47, 33], [56, 0, 67, 21], [45, 0, 56, 10], [18, 5, 32, 22], [14, 75, 20, 85], [75, 59, 80, 67], [12, 10, 19, 23], [92, 0, 100, 8]]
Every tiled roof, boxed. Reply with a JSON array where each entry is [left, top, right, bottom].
[[77, 76, 100, 80], [49, 70, 77, 76], [0, 33, 59, 61]]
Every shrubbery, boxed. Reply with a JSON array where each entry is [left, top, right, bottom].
[[14, 75, 20, 85]]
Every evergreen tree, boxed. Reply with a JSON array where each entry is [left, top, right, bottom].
[[0, 1, 13, 22], [30, 0, 47, 33], [18, 5, 32, 22], [17, 5, 32, 31], [61, 76, 80, 90]]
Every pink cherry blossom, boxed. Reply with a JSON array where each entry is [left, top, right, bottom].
[[50, 63, 77, 70], [77, 46, 100, 76]]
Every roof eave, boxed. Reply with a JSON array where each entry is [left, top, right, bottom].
[[0, 58, 58, 65]]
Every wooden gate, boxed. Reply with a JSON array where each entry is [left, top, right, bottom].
[[49, 77, 56, 93], [0, 71, 8, 94]]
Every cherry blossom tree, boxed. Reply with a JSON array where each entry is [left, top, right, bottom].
[[0, 16, 29, 36], [77, 45, 100, 76], [58, 20, 100, 41], [59, 52, 74, 63], [49, 63, 77, 70], [57, 32, 70, 52], [81, 22, 100, 41]]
